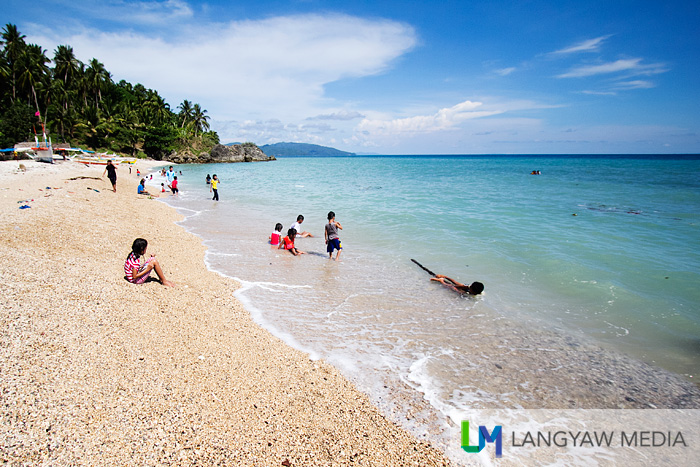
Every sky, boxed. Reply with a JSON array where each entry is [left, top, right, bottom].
[[3, 0, 700, 154]]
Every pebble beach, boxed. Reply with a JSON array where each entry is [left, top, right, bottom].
[[0, 160, 450, 466]]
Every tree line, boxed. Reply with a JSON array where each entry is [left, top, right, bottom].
[[0, 23, 218, 159]]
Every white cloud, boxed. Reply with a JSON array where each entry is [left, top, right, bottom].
[[494, 67, 516, 76], [306, 110, 366, 121], [59, 0, 194, 26], [614, 80, 655, 90], [29, 14, 416, 123], [557, 58, 667, 78], [356, 100, 504, 136], [550, 35, 612, 55], [580, 90, 618, 96]]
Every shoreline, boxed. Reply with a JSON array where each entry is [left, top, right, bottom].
[[0, 160, 450, 465], [149, 159, 700, 463]]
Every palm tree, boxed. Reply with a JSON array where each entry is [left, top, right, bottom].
[[85, 58, 111, 109], [50, 101, 75, 140], [177, 99, 194, 128], [1, 23, 27, 102], [0, 53, 10, 83], [48, 77, 70, 111], [142, 90, 170, 126], [75, 62, 90, 109], [191, 103, 210, 137], [53, 45, 80, 87], [17, 43, 50, 119]]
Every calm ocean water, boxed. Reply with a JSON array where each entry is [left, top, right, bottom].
[[151, 155, 699, 456]]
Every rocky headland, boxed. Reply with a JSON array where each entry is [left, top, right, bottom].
[[169, 143, 276, 164]]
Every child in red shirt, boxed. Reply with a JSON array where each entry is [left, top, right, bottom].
[[279, 228, 305, 256]]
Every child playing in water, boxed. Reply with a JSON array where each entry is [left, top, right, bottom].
[[279, 228, 305, 256], [270, 223, 283, 247], [430, 275, 484, 295], [325, 211, 343, 261], [291, 215, 314, 237], [124, 238, 174, 287]]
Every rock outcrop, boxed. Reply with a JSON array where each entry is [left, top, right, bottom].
[[169, 144, 275, 164]]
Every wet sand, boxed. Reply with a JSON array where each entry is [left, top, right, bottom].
[[0, 160, 450, 466]]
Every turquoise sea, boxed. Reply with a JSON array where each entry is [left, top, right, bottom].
[[150, 155, 699, 457]]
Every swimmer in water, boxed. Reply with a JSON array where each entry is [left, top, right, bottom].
[[431, 274, 484, 295]]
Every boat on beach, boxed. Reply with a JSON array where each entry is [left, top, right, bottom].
[[14, 141, 54, 163], [73, 154, 137, 165], [14, 123, 55, 163]]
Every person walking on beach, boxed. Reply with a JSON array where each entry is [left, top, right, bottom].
[[325, 211, 343, 261], [171, 176, 179, 195], [124, 238, 174, 287], [280, 228, 305, 256], [210, 174, 219, 201], [430, 275, 484, 295], [102, 160, 117, 192], [291, 215, 314, 237]]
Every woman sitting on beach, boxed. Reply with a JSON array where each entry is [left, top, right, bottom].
[[124, 238, 175, 287], [137, 179, 157, 196]]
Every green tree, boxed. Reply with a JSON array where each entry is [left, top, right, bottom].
[[142, 90, 171, 126], [0, 101, 34, 148], [85, 58, 110, 109], [17, 43, 50, 118], [1, 23, 27, 102], [178, 99, 193, 128], [143, 124, 177, 160], [191, 103, 210, 137], [53, 45, 80, 87]]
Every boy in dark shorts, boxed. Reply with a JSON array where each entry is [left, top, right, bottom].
[[102, 160, 117, 192], [324, 211, 343, 261]]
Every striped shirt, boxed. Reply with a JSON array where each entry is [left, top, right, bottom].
[[124, 252, 141, 283]]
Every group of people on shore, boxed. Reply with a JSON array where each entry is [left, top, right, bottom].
[[122, 165, 482, 295], [102, 161, 183, 197], [270, 213, 343, 261]]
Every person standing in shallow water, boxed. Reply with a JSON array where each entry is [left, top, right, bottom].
[[210, 174, 219, 201], [102, 160, 117, 192], [325, 211, 343, 261]]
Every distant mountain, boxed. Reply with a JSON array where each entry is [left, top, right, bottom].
[[260, 142, 356, 157]]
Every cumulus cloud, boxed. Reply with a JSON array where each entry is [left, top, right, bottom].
[[557, 58, 667, 78], [356, 100, 504, 136], [29, 13, 417, 122], [550, 35, 612, 55]]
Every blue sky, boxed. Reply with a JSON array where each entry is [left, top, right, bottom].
[[4, 0, 699, 154]]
